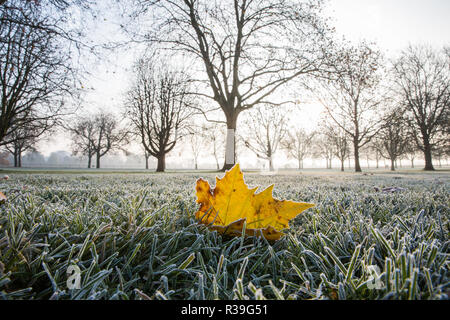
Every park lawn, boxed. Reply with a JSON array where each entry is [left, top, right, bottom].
[[0, 170, 448, 300]]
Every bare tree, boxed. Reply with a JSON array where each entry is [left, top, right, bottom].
[[67, 116, 97, 168], [362, 147, 372, 169], [202, 122, 225, 170], [373, 110, 409, 171], [125, 58, 193, 172], [282, 129, 315, 170], [392, 45, 450, 171], [243, 105, 288, 171], [314, 41, 383, 172], [67, 112, 128, 169], [128, 0, 336, 170], [4, 124, 44, 167], [437, 103, 450, 163], [432, 148, 446, 168], [404, 144, 418, 169], [92, 112, 128, 169], [0, 1, 80, 146], [1, 0, 95, 54], [3, 114, 53, 167], [143, 148, 151, 170], [320, 123, 349, 172], [0, 0, 92, 24], [313, 133, 334, 169], [187, 129, 204, 170], [373, 147, 381, 169]]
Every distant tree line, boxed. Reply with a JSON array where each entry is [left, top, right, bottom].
[[1, 0, 448, 172]]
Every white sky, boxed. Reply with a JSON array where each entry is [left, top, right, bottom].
[[326, 0, 450, 54], [39, 0, 450, 166]]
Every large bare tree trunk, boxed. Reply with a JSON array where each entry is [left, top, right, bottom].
[[390, 159, 395, 171], [88, 155, 92, 169], [354, 142, 362, 172], [96, 152, 101, 169], [340, 159, 345, 172], [269, 156, 274, 171], [423, 137, 435, 171], [424, 150, 434, 170], [222, 114, 237, 171], [157, 153, 166, 172]]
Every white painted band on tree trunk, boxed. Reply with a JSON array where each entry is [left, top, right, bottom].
[[225, 129, 235, 165]]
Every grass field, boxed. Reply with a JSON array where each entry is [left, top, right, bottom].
[[0, 169, 448, 300]]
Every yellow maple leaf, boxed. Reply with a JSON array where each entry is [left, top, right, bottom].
[[0, 191, 6, 204], [195, 164, 314, 241]]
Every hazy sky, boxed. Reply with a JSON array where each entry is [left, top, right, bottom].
[[327, 0, 450, 54], [40, 0, 450, 165]]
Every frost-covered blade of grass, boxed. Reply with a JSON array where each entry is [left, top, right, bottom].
[[0, 172, 448, 300]]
